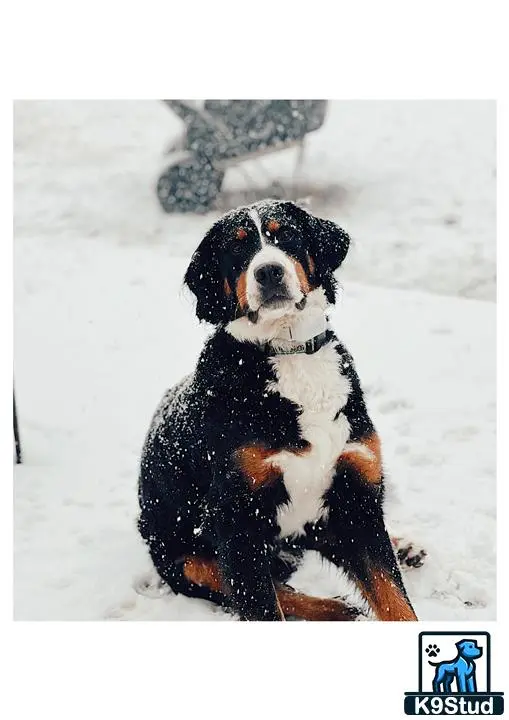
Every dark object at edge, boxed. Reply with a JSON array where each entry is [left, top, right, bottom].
[[14, 390, 22, 464]]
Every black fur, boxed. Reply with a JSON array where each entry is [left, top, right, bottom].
[[138, 200, 415, 621]]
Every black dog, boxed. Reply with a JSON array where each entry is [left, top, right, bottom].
[[138, 199, 418, 621]]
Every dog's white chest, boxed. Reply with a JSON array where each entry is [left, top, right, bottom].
[[267, 344, 351, 537]]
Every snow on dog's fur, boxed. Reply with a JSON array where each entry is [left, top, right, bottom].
[[138, 199, 422, 621]]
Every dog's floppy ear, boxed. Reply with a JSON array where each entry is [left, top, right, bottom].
[[308, 215, 350, 277], [184, 223, 231, 325], [284, 202, 351, 304]]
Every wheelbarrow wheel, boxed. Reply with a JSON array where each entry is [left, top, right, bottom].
[[156, 159, 224, 214]]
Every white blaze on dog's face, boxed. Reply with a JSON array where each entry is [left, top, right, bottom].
[[244, 208, 306, 321], [183, 199, 351, 340]]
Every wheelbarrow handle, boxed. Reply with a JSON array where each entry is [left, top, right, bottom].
[[161, 100, 203, 123]]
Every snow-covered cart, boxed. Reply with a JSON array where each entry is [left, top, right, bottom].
[[156, 100, 328, 213]]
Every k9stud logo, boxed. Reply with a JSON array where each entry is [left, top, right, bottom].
[[404, 632, 504, 715]]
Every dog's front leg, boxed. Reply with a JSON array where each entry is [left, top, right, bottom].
[[314, 464, 417, 621], [210, 467, 283, 621], [456, 671, 469, 694], [317, 519, 417, 620]]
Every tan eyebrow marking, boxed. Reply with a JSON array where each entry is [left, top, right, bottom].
[[267, 220, 280, 233], [236, 228, 247, 240]]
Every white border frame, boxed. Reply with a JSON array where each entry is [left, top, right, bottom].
[[4, 2, 506, 718]]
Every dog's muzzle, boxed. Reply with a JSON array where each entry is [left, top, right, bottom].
[[254, 262, 291, 304]]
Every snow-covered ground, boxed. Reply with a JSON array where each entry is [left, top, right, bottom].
[[13, 100, 496, 620]]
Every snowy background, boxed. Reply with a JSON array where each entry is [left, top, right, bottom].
[[13, 100, 496, 621]]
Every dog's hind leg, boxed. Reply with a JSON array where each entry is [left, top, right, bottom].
[[144, 548, 226, 607], [177, 556, 229, 607], [276, 584, 360, 621], [444, 676, 455, 693], [179, 558, 360, 621], [138, 508, 226, 608], [432, 666, 447, 694], [181, 555, 284, 619]]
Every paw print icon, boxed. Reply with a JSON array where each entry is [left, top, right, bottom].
[[425, 644, 440, 658]]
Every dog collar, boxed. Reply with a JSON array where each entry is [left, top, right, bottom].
[[262, 329, 331, 356]]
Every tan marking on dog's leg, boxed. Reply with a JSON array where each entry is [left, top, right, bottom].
[[359, 568, 417, 621], [183, 556, 224, 594], [276, 586, 359, 621], [235, 443, 311, 491], [224, 278, 232, 296], [184, 557, 286, 620], [339, 433, 382, 484], [234, 445, 280, 490]]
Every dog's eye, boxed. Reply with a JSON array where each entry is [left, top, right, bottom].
[[277, 228, 299, 247], [231, 242, 244, 256]]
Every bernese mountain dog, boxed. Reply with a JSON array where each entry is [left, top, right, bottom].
[[138, 199, 422, 621]]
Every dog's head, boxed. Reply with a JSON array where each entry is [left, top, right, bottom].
[[456, 640, 483, 660], [184, 200, 350, 329]]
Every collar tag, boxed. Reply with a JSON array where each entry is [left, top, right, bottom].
[[264, 330, 329, 357], [279, 308, 327, 342], [273, 342, 307, 355]]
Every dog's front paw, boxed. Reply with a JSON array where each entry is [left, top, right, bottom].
[[391, 537, 427, 568]]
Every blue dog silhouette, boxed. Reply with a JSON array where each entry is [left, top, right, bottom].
[[429, 639, 483, 693]]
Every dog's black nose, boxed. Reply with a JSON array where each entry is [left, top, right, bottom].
[[254, 263, 285, 288]]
